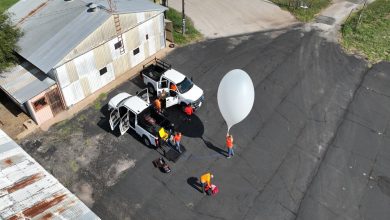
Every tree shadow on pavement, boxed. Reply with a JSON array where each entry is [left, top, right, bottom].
[[187, 177, 203, 193], [201, 137, 226, 157]]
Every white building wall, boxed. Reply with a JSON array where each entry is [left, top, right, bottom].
[[55, 11, 166, 107], [62, 81, 85, 106]]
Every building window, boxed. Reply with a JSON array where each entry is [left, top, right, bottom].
[[114, 41, 122, 50], [100, 67, 108, 75], [33, 97, 48, 111], [133, 47, 140, 55], [146, 34, 149, 40]]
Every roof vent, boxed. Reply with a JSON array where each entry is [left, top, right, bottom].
[[88, 3, 98, 12], [64, 0, 73, 2]]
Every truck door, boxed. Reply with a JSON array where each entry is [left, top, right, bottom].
[[157, 80, 169, 96], [136, 88, 150, 104], [119, 111, 130, 135], [118, 106, 131, 135], [166, 90, 179, 108], [129, 110, 135, 129], [109, 109, 120, 131]]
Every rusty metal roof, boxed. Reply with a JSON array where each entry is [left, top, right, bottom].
[[0, 129, 100, 220]]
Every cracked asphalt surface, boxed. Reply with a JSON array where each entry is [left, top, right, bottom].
[[20, 26, 390, 219]]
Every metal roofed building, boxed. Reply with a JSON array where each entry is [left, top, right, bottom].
[[1, 0, 167, 125], [0, 60, 63, 125], [0, 129, 100, 219]]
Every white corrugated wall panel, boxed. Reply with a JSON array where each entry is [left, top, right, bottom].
[[124, 26, 141, 52], [74, 50, 97, 78], [94, 44, 112, 70], [130, 43, 145, 67], [62, 81, 85, 107], [100, 63, 115, 87], [138, 17, 149, 41], [113, 54, 131, 77], [148, 36, 157, 56], [158, 13, 163, 33], [159, 14, 166, 49], [87, 72, 102, 94], [119, 14, 138, 34], [136, 12, 145, 24], [109, 37, 128, 60], [55, 65, 70, 88]]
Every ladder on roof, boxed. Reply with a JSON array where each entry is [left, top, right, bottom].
[[108, 0, 125, 55], [114, 14, 125, 55]]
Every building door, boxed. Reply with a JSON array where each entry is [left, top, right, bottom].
[[46, 88, 65, 116]]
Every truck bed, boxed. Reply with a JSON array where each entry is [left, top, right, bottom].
[[141, 58, 172, 81], [138, 107, 172, 135]]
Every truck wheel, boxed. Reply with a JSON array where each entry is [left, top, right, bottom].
[[143, 136, 151, 147], [148, 84, 156, 96]]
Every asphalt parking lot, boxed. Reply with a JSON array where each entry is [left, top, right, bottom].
[[20, 26, 390, 219]]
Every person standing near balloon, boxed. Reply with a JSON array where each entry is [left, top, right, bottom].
[[226, 134, 234, 158], [218, 69, 255, 159]]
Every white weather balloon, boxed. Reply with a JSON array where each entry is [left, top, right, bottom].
[[217, 69, 255, 133]]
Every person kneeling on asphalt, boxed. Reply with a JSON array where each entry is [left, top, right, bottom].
[[200, 172, 213, 194]]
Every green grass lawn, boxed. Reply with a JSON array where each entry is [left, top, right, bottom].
[[271, 0, 331, 21], [341, 0, 390, 62], [0, 0, 18, 12], [166, 8, 202, 45]]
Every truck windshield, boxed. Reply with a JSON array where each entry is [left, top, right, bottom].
[[177, 77, 194, 94]]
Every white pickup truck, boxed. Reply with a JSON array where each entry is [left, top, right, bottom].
[[108, 89, 174, 148], [140, 58, 204, 109]]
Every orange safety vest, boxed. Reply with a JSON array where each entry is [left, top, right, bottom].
[[184, 106, 193, 115], [154, 99, 161, 109], [170, 84, 177, 91], [174, 133, 181, 142], [200, 173, 212, 186], [226, 136, 233, 148]]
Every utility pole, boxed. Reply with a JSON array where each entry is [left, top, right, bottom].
[[162, 0, 168, 18], [182, 0, 186, 35]]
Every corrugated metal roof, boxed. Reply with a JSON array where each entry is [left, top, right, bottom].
[[0, 61, 55, 105], [7, 0, 166, 74], [0, 129, 101, 220], [94, 0, 167, 14]]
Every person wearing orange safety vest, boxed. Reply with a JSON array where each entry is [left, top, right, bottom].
[[174, 132, 182, 153], [200, 172, 214, 194], [184, 104, 193, 122], [170, 83, 177, 91], [154, 98, 162, 113], [226, 134, 234, 159]]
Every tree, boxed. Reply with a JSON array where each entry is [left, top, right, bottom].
[[0, 12, 23, 72]]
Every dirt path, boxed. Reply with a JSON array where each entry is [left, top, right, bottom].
[[0, 90, 29, 139]]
